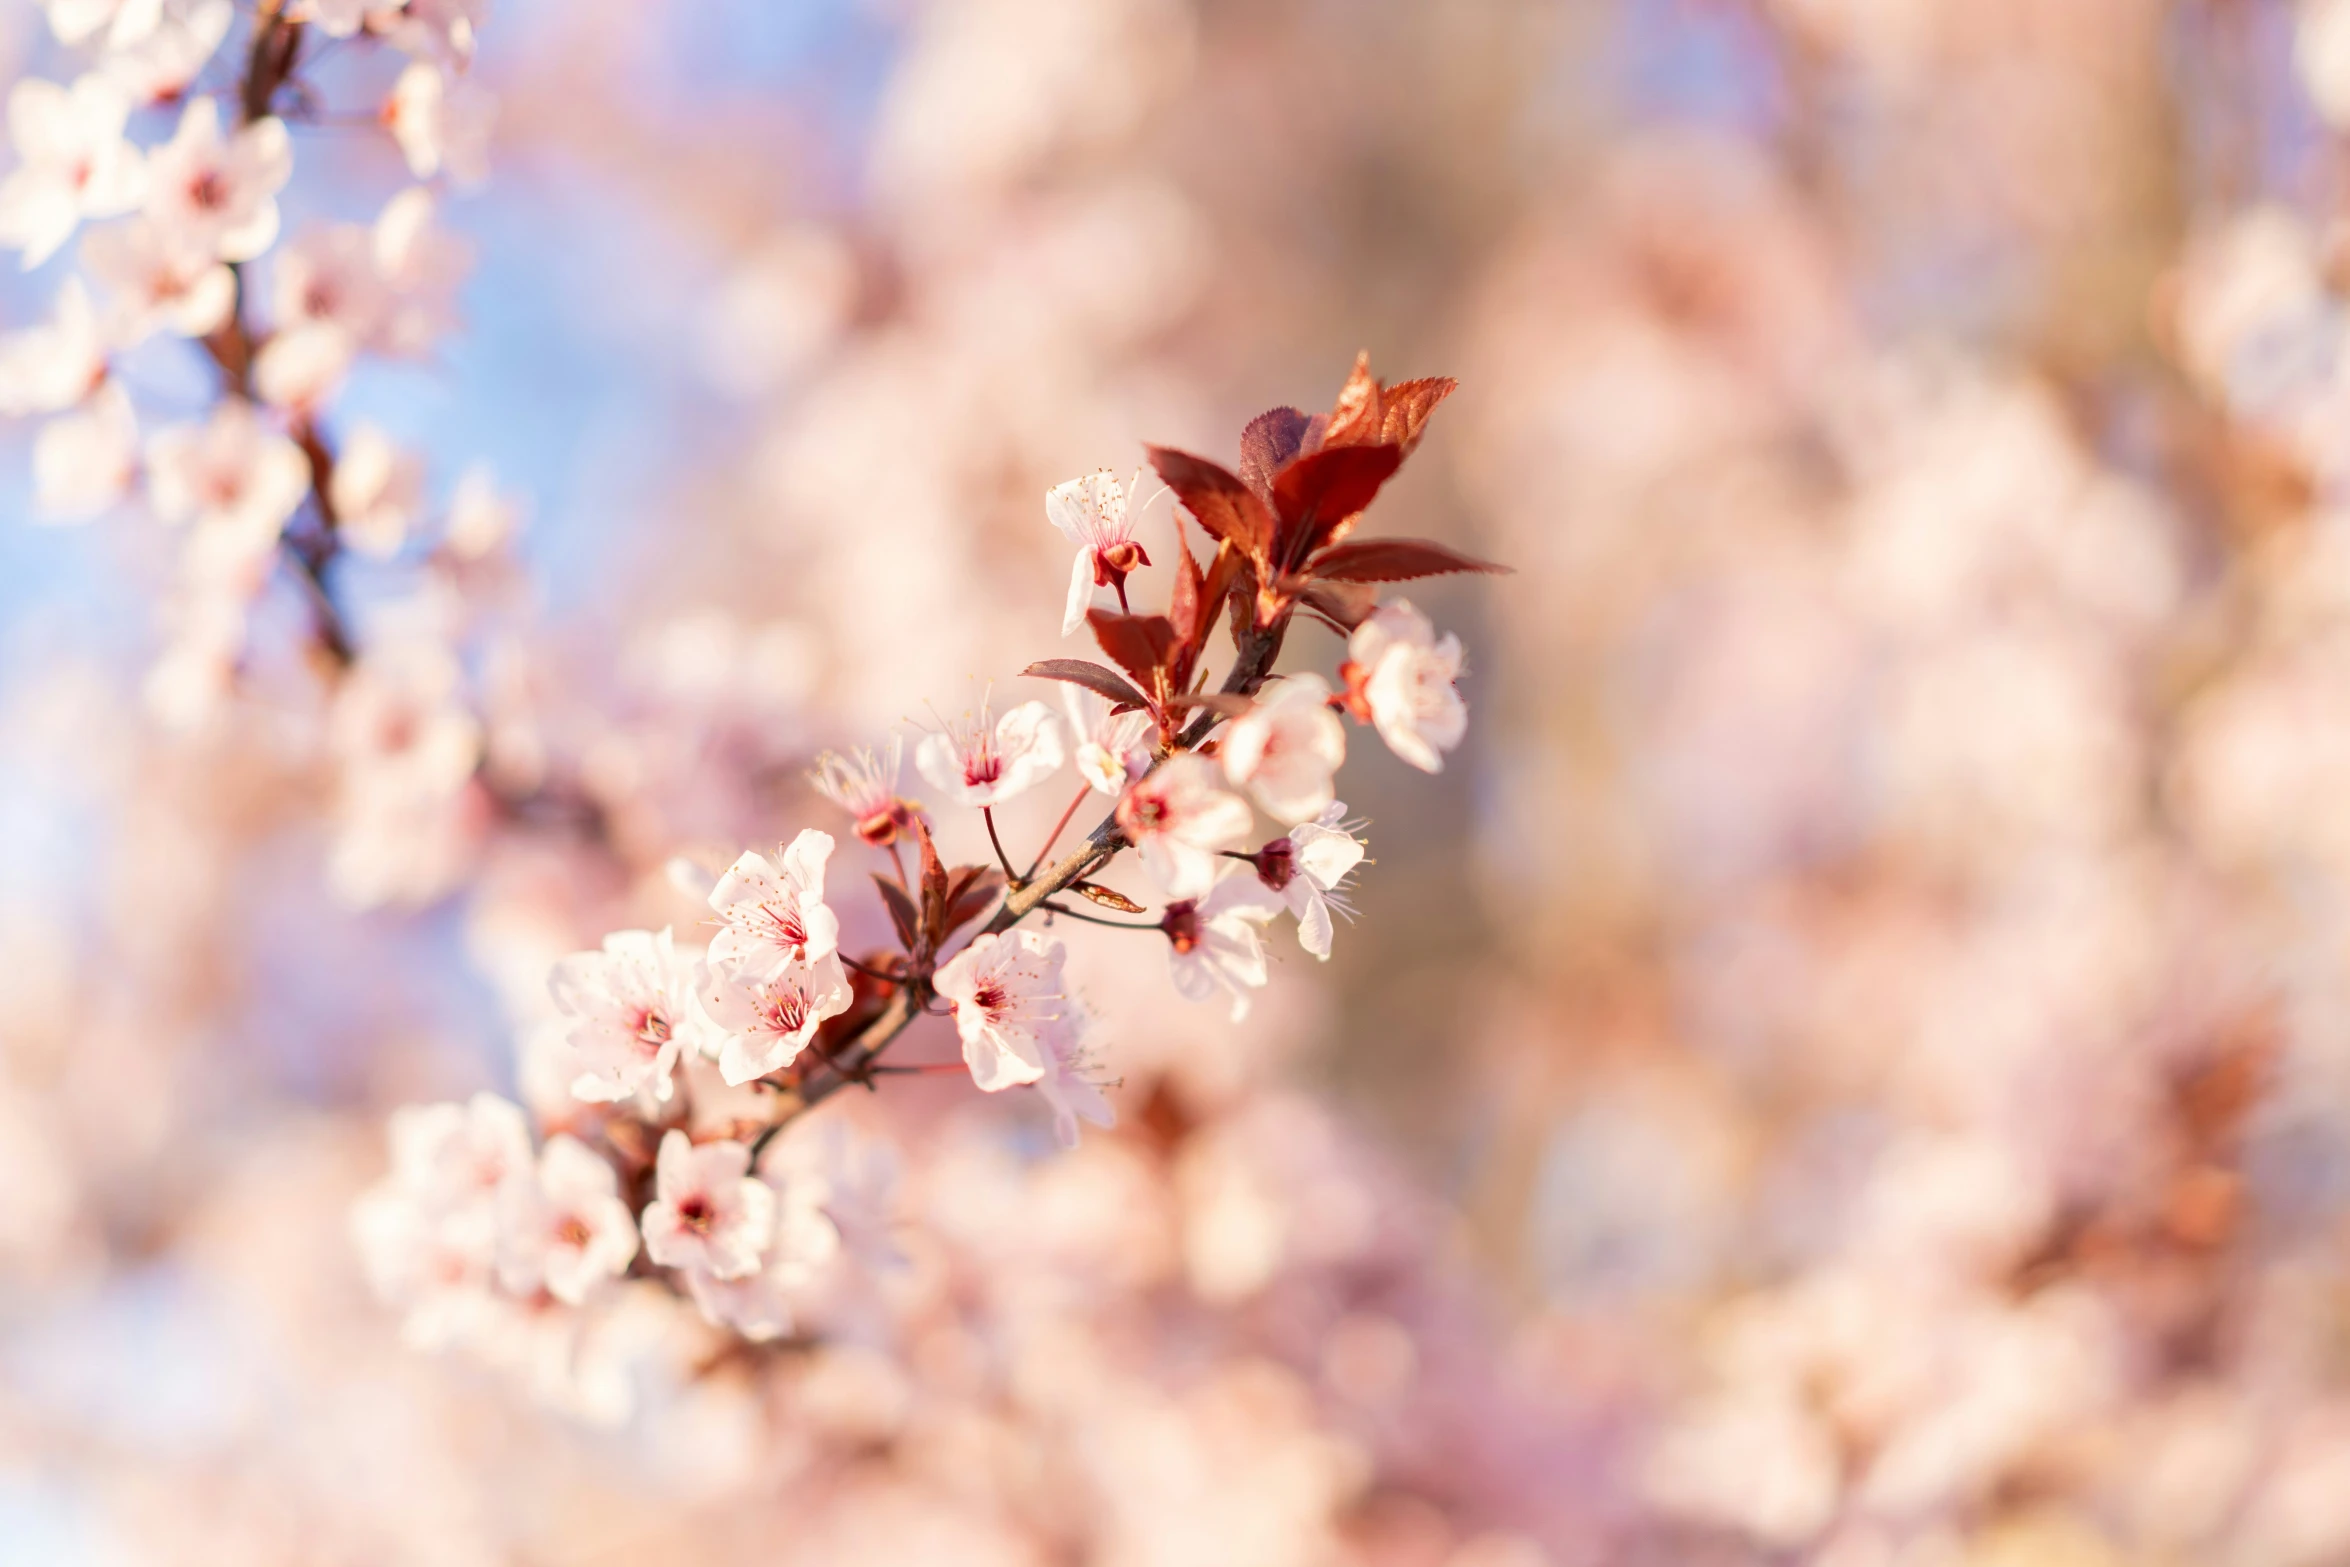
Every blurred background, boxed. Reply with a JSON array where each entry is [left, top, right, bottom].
[[13, 0, 2350, 1562]]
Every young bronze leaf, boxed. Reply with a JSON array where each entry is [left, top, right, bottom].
[[1162, 690, 1253, 717], [1271, 444, 1404, 565], [943, 866, 1008, 937], [1309, 537, 1511, 583], [1148, 445, 1274, 564], [1297, 578, 1377, 631], [1073, 881, 1147, 914], [915, 816, 950, 945], [1087, 609, 1180, 693], [1023, 658, 1150, 710], [1320, 351, 1383, 448], [1169, 521, 1202, 645], [871, 874, 920, 951], [1374, 376, 1455, 453], [1238, 405, 1315, 502]]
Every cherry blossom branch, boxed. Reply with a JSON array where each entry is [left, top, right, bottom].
[[206, 0, 359, 669]]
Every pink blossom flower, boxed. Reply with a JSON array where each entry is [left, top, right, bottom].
[[0, 279, 107, 416], [1046, 467, 1153, 633], [1342, 599, 1467, 773], [386, 62, 495, 187], [142, 98, 289, 263], [1064, 682, 1151, 795], [1160, 870, 1282, 1021], [144, 399, 310, 549], [707, 829, 841, 976], [640, 1130, 775, 1281], [1220, 672, 1346, 824], [288, 0, 401, 36], [698, 953, 853, 1085], [43, 0, 161, 48], [933, 928, 1067, 1090], [1114, 752, 1253, 899], [915, 694, 1064, 806], [32, 382, 135, 522], [350, 1182, 498, 1350], [97, 0, 231, 106], [547, 928, 708, 1104], [681, 1149, 847, 1341], [0, 76, 145, 267], [372, 186, 470, 356], [812, 736, 922, 846], [386, 1091, 533, 1210], [79, 215, 235, 342], [329, 638, 481, 797], [496, 1133, 638, 1306], [1252, 802, 1365, 960], [1035, 1009, 1116, 1148], [328, 424, 425, 557], [264, 220, 394, 397]]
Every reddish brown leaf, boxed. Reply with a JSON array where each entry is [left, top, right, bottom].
[[1162, 690, 1253, 717], [1374, 376, 1455, 453], [1072, 881, 1146, 914], [1169, 522, 1204, 648], [1296, 579, 1377, 632], [1309, 536, 1511, 583], [943, 865, 1007, 938], [915, 817, 950, 946], [1320, 351, 1383, 448], [1272, 444, 1403, 566], [871, 874, 919, 950], [1023, 658, 1149, 710], [1238, 406, 1315, 501], [1201, 542, 1245, 640], [1087, 609, 1180, 693], [1149, 446, 1273, 564]]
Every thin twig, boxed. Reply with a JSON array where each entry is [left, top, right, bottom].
[[1038, 900, 1159, 930], [983, 806, 1021, 887], [1026, 784, 1093, 881]]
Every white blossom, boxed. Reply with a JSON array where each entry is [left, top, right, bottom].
[[145, 399, 310, 551], [933, 928, 1067, 1091], [1261, 801, 1365, 960], [372, 185, 470, 355], [1221, 672, 1346, 824], [916, 694, 1065, 807], [0, 278, 106, 416], [386, 61, 495, 187], [32, 382, 135, 522], [698, 953, 854, 1086], [0, 76, 145, 268], [1163, 869, 1282, 1021], [1035, 1009, 1116, 1148], [329, 424, 426, 557], [812, 735, 917, 845], [44, 0, 161, 49], [1345, 599, 1468, 773], [496, 1134, 639, 1306], [1063, 682, 1151, 795], [79, 215, 235, 342], [1045, 467, 1152, 634], [707, 829, 841, 977], [97, 0, 232, 107], [640, 1130, 774, 1282], [143, 98, 290, 263], [548, 928, 709, 1105], [1115, 752, 1253, 899]]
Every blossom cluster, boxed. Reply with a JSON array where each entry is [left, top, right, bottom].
[[1, 0, 513, 910], [355, 354, 1500, 1369]]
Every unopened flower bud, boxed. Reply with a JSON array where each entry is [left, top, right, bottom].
[[1160, 898, 1203, 955]]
